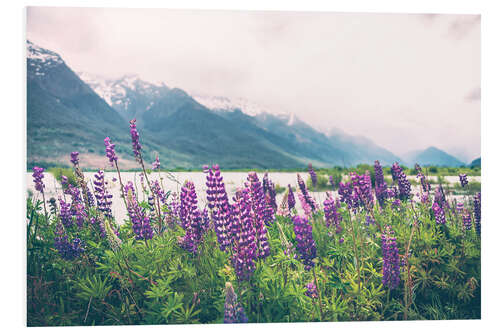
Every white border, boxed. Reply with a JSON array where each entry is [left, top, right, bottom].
[[2, 0, 499, 332]]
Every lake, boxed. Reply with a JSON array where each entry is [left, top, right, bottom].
[[26, 171, 480, 224]]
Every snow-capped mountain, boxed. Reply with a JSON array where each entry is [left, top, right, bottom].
[[190, 93, 276, 117], [27, 40, 65, 76], [191, 93, 301, 126], [27, 40, 466, 168], [78, 72, 171, 121]]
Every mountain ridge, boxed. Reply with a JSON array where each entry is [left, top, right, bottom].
[[27, 41, 468, 169]]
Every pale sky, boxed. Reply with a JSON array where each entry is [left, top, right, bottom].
[[26, 7, 481, 162]]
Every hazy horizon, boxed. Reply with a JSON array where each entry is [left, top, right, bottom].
[[27, 7, 481, 162]]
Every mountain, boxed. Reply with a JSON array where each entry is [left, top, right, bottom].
[[189, 94, 403, 166], [401, 147, 465, 167], [322, 127, 402, 166], [77, 72, 170, 125], [27, 41, 193, 169], [28, 43, 307, 169], [79, 73, 390, 168], [191, 94, 271, 116], [27, 40, 131, 168], [470, 157, 481, 168], [29, 41, 416, 169]]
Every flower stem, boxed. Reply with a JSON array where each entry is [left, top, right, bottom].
[[312, 267, 323, 321]]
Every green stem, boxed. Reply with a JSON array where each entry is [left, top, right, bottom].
[[312, 267, 324, 321]]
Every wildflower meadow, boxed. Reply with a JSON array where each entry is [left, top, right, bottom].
[[27, 119, 481, 326]]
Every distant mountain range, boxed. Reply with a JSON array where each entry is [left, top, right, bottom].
[[401, 147, 465, 167], [27, 41, 470, 169]]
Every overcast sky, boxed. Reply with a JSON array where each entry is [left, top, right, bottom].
[[26, 7, 480, 162]]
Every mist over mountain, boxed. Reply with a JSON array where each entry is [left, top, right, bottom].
[[27, 41, 467, 169], [401, 146, 465, 167]]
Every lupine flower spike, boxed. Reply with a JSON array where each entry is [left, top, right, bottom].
[[287, 184, 296, 210], [70, 151, 79, 167], [381, 225, 400, 289], [459, 174, 468, 188], [206, 164, 232, 251], [152, 155, 160, 170], [32, 166, 45, 194], [293, 215, 317, 270], [473, 192, 481, 236], [179, 181, 204, 253], [129, 118, 142, 161], [374, 160, 389, 207], [308, 163, 317, 188], [224, 282, 248, 323], [391, 162, 411, 200], [104, 137, 118, 166]]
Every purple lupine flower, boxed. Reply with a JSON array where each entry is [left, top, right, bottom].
[[230, 188, 258, 280], [434, 185, 449, 210], [323, 193, 341, 229], [386, 187, 396, 199], [166, 192, 181, 226], [459, 174, 468, 188], [351, 171, 374, 209], [432, 202, 446, 225], [152, 155, 160, 170], [67, 185, 82, 203], [129, 118, 142, 160], [415, 164, 431, 193], [262, 173, 271, 195], [381, 225, 400, 290], [308, 163, 317, 188], [329, 175, 335, 191], [338, 181, 357, 210], [247, 172, 275, 226], [93, 170, 113, 219], [55, 237, 85, 261], [287, 184, 296, 210], [104, 137, 118, 165], [70, 151, 79, 167], [297, 174, 318, 212], [462, 209, 472, 231], [474, 192, 481, 236], [72, 202, 86, 228], [374, 161, 389, 206], [365, 214, 375, 226], [293, 215, 317, 271], [339, 237, 344, 244], [224, 282, 248, 324], [262, 173, 277, 212], [54, 222, 84, 260], [246, 173, 271, 259], [90, 217, 107, 238], [391, 162, 411, 201], [456, 202, 464, 215], [151, 180, 167, 204], [32, 166, 45, 194], [263, 194, 276, 224], [58, 198, 72, 228], [202, 165, 209, 173], [124, 181, 153, 240], [420, 192, 429, 204], [86, 188, 95, 207], [305, 282, 318, 299], [179, 181, 204, 253], [392, 199, 401, 209], [201, 207, 211, 232], [206, 164, 232, 251]]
